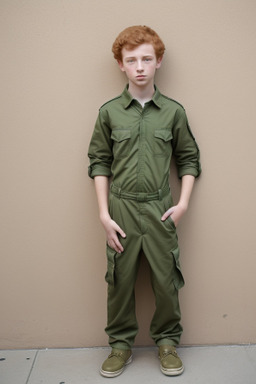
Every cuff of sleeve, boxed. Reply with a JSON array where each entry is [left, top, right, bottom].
[[178, 166, 201, 179], [88, 165, 112, 179]]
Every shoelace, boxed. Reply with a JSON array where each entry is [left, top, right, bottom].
[[161, 349, 178, 359], [108, 352, 126, 362]]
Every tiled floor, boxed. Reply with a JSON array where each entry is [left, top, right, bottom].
[[0, 345, 256, 384]]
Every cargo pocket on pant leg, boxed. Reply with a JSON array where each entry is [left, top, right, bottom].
[[171, 247, 185, 290], [105, 246, 116, 286]]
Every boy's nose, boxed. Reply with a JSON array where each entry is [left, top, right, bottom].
[[136, 60, 144, 71]]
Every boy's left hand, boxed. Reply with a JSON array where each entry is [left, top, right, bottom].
[[161, 203, 187, 227]]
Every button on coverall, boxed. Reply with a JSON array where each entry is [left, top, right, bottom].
[[88, 86, 201, 350]]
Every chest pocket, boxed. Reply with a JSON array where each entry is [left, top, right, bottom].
[[111, 128, 132, 159], [153, 129, 173, 156]]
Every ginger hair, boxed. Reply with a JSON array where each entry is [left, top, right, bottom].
[[112, 25, 165, 61]]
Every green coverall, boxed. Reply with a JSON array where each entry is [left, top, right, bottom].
[[88, 86, 201, 350]]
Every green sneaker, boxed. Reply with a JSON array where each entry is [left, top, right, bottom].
[[159, 345, 184, 376], [100, 348, 132, 377]]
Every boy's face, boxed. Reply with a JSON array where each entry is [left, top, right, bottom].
[[118, 43, 162, 89]]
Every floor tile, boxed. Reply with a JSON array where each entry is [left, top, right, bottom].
[[0, 349, 37, 384], [27, 348, 107, 384]]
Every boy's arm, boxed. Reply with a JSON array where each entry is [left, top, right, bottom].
[[94, 175, 126, 253], [161, 175, 195, 226]]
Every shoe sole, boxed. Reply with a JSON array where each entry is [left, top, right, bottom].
[[100, 355, 132, 378], [160, 364, 184, 376]]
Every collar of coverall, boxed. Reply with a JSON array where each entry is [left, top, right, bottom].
[[122, 84, 163, 109]]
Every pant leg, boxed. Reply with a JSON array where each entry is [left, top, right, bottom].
[[142, 194, 185, 346], [105, 194, 142, 350]]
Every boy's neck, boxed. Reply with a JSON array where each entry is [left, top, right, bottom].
[[128, 82, 155, 107]]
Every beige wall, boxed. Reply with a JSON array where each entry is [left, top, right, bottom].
[[1, 0, 256, 349]]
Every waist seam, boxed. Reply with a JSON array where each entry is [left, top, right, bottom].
[[110, 183, 169, 202]]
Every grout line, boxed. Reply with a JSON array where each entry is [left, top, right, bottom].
[[25, 350, 39, 384], [0, 344, 254, 353]]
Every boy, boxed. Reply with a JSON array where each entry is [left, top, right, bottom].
[[88, 25, 201, 377]]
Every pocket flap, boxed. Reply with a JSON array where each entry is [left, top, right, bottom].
[[111, 129, 131, 142], [154, 129, 173, 142], [105, 246, 117, 285], [171, 247, 185, 290]]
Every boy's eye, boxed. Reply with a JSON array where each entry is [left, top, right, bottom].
[[144, 57, 152, 62], [127, 59, 135, 63]]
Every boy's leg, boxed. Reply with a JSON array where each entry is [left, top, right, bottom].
[[142, 196, 185, 375], [142, 197, 184, 376], [101, 196, 142, 377], [142, 196, 184, 346], [105, 195, 142, 350]]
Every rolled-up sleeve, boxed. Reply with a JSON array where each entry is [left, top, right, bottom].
[[172, 108, 201, 179], [88, 110, 113, 179]]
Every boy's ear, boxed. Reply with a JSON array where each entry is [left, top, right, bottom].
[[117, 60, 125, 72], [156, 56, 163, 69]]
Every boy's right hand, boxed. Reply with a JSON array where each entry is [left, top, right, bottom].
[[100, 215, 126, 253]]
